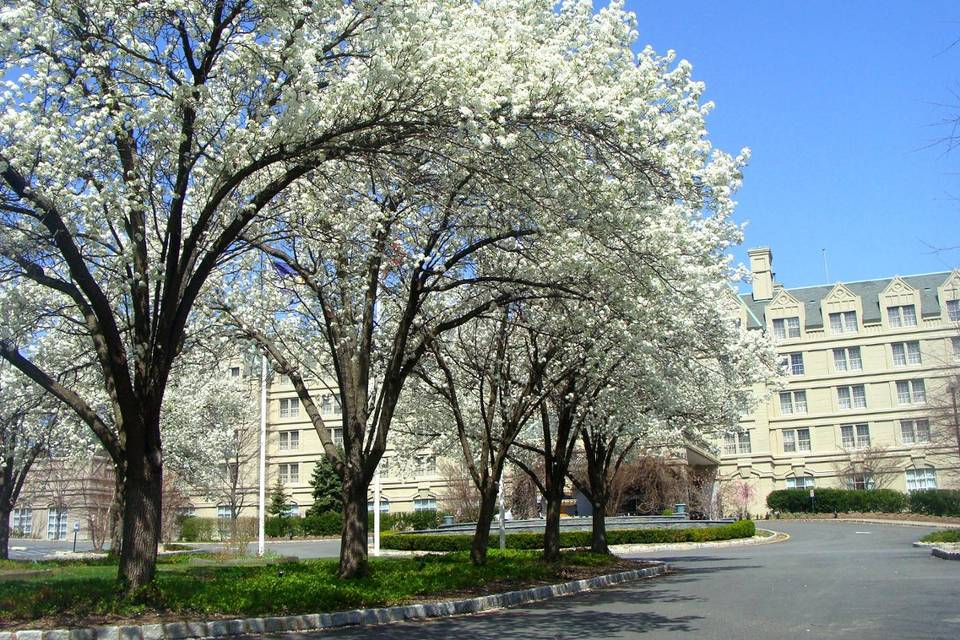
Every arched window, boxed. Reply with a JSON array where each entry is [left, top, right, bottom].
[[785, 475, 814, 489], [905, 468, 937, 491], [286, 502, 299, 518], [367, 497, 390, 513]]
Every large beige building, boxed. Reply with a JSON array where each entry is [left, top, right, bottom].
[[721, 248, 960, 514]]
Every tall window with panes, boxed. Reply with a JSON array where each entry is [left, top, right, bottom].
[[847, 473, 874, 490], [278, 398, 299, 418], [279, 430, 299, 451], [278, 463, 299, 484], [836, 385, 866, 410], [887, 304, 917, 328], [946, 299, 959, 322], [782, 428, 811, 453], [772, 316, 801, 340], [780, 352, 804, 376], [723, 431, 752, 456], [896, 379, 926, 405], [12, 507, 32, 535], [833, 346, 862, 372], [900, 419, 930, 444], [952, 337, 960, 363], [829, 310, 857, 334], [840, 423, 870, 449], [891, 341, 921, 366], [779, 390, 807, 415], [905, 468, 937, 491]]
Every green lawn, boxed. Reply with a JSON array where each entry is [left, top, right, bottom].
[[919, 529, 960, 544], [0, 550, 627, 629]]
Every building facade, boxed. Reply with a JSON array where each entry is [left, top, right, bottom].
[[721, 248, 960, 514]]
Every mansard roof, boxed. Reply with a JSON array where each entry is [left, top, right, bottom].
[[739, 271, 952, 330]]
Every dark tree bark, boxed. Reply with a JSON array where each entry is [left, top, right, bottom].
[[0, 509, 9, 561], [470, 483, 500, 565], [338, 473, 370, 578]]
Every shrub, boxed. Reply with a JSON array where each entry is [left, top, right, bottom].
[[766, 489, 907, 514], [660, 508, 674, 516], [179, 517, 216, 542], [908, 490, 960, 517], [265, 516, 302, 538], [919, 529, 960, 543], [302, 511, 343, 536], [380, 520, 756, 551]]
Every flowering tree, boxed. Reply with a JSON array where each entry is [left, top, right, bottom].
[[0, 0, 541, 590]]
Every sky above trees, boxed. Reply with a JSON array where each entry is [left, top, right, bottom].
[[628, 0, 960, 287]]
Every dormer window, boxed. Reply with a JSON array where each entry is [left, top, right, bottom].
[[887, 304, 917, 328], [829, 311, 857, 334], [772, 316, 801, 340]]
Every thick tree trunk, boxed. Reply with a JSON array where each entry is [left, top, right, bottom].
[[0, 507, 10, 561], [590, 496, 609, 554], [108, 472, 124, 558], [117, 453, 162, 593], [543, 487, 563, 562], [470, 484, 499, 565], [338, 475, 369, 578]]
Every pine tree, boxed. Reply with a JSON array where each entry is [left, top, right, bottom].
[[307, 454, 343, 517], [267, 475, 291, 519]]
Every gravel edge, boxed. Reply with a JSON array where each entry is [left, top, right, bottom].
[[0, 563, 669, 640]]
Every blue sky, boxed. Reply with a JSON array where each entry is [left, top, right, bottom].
[[625, 1, 960, 289]]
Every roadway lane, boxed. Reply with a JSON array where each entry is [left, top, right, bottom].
[[287, 521, 960, 640]]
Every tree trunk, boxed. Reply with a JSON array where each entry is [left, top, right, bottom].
[[108, 472, 124, 558], [590, 496, 609, 554], [470, 484, 499, 565], [117, 452, 161, 594], [0, 506, 10, 561], [338, 475, 369, 578], [543, 487, 563, 562]]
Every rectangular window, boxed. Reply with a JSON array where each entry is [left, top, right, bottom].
[[12, 508, 32, 535], [217, 505, 234, 520], [847, 473, 875, 491], [896, 380, 926, 405], [772, 316, 801, 339], [900, 419, 930, 444], [47, 507, 68, 540], [948, 299, 960, 322], [891, 341, 921, 366], [414, 497, 437, 512], [228, 366, 241, 378], [786, 476, 815, 489], [329, 427, 343, 447], [837, 385, 866, 410], [722, 431, 752, 456], [832, 346, 863, 372], [782, 428, 811, 453], [952, 337, 960, 363], [415, 455, 437, 476], [783, 353, 804, 375], [905, 468, 937, 491], [829, 310, 858, 334], [321, 394, 343, 415], [279, 430, 300, 451], [278, 463, 300, 484], [841, 424, 870, 449], [378, 457, 389, 477], [278, 398, 299, 418], [887, 304, 917, 328], [779, 390, 807, 415]]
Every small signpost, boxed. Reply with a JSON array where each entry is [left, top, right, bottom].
[[72, 522, 80, 553]]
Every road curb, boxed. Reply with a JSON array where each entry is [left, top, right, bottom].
[[0, 563, 669, 640], [930, 547, 960, 561], [778, 518, 960, 529], [611, 530, 788, 554]]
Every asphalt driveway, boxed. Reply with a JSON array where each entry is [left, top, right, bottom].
[[285, 521, 960, 640]]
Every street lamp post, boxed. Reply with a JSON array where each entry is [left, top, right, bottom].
[[72, 522, 80, 553]]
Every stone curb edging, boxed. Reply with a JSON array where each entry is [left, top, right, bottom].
[[0, 563, 669, 640], [930, 547, 960, 561], [610, 530, 789, 554], [781, 518, 960, 529]]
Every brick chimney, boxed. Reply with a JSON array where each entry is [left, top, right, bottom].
[[747, 247, 774, 301]]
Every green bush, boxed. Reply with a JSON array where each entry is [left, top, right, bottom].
[[179, 517, 216, 542], [302, 511, 343, 536], [908, 490, 960, 517], [381, 520, 756, 551], [766, 488, 907, 514], [919, 529, 960, 543], [265, 516, 302, 538], [660, 508, 674, 516]]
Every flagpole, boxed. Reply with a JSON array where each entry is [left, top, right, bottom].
[[257, 353, 267, 557], [373, 463, 381, 556]]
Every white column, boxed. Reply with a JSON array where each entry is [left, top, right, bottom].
[[257, 353, 267, 557], [373, 463, 381, 556]]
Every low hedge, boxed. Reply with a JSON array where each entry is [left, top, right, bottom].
[[919, 529, 960, 544], [766, 489, 907, 514], [380, 520, 756, 552], [908, 490, 960, 517]]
